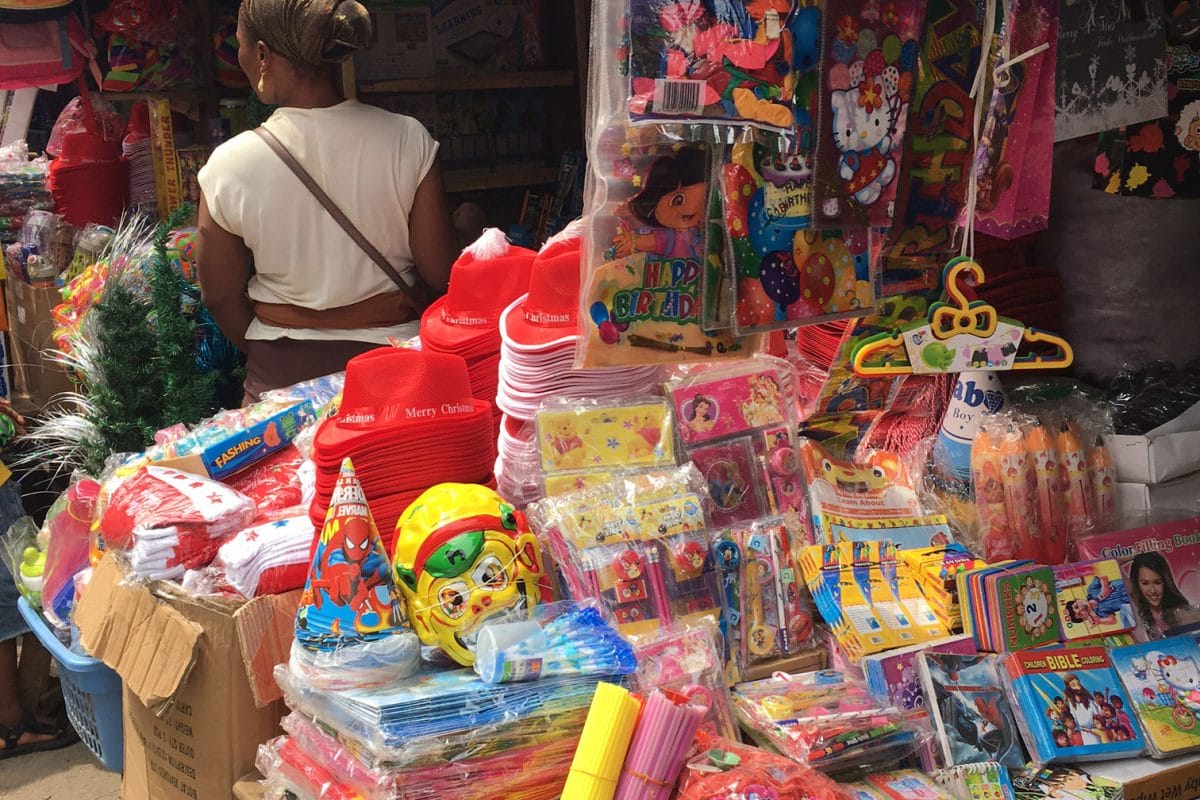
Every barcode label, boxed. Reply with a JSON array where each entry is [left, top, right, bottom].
[[653, 79, 705, 115]]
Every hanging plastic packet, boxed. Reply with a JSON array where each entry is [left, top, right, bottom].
[[879, 0, 983, 292], [626, 0, 801, 129], [723, 130, 876, 335], [971, 0, 1057, 239], [579, 126, 760, 367], [812, 0, 927, 229]]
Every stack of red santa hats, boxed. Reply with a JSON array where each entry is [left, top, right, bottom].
[[308, 347, 497, 553], [420, 229, 536, 437], [494, 223, 661, 506]]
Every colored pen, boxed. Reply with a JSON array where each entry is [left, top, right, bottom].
[[1026, 422, 1067, 564], [998, 426, 1040, 561], [1089, 436, 1116, 527], [971, 429, 1017, 561], [1057, 421, 1093, 541]]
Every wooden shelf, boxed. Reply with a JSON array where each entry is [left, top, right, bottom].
[[359, 70, 575, 95], [443, 165, 559, 193]]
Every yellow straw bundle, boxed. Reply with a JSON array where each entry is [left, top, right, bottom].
[[562, 683, 643, 800]]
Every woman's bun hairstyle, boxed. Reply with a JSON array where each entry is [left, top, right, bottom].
[[240, 0, 373, 70], [323, 0, 372, 63]]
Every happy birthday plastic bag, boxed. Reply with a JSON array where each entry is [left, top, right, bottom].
[[579, 127, 761, 367], [723, 133, 876, 334], [972, 0, 1058, 238], [812, 0, 927, 229], [879, 0, 983, 290], [627, 0, 801, 129]]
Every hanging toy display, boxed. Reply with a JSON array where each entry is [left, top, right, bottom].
[[392, 483, 553, 666]]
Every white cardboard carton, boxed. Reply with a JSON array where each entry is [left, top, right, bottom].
[[1107, 398, 1200, 484]]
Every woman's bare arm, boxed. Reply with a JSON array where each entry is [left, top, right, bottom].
[[196, 193, 254, 351], [408, 160, 457, 295]]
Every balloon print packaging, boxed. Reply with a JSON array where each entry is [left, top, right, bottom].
[[723, 135, 875, 334], [626, 0, 802, 129], [580, 134, 759, 367], [813, 0, 926, 228]]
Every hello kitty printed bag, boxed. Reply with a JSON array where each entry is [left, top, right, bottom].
[[812, 0, 926, 229]]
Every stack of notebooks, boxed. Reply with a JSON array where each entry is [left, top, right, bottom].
[[959, 560, 1137, 653], [1110, 636, 1200, 759]]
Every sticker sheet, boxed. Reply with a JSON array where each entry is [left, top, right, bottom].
[[670, 364, 790, 447], [813, 0, 927, 228], [627, 0, 800, 128]]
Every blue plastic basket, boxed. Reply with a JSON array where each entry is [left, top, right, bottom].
[[17, 596, 123, 772]]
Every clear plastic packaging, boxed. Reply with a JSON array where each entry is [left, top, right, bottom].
[[471, 600, 637, 684], [287, 634, 421, 693], [272, 663, 605, 769], [631, 621, 739, 739], [676, 729, 855, 800], [97, 465, 257, 580], [733, 669, 926, 776], [40, 478, 100, 627]]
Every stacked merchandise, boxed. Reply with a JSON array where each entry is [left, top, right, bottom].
[[0, 141, 50, 245], [307, 347, 498, 552], [123, 102, 157, 217], [494, 228, 660, 505], [419, 229, 536, 437]]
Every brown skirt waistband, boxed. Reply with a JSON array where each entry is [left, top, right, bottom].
[[253, 291, 418, 330]]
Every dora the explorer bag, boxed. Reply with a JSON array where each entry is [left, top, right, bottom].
[[253, 126, 434, 316]]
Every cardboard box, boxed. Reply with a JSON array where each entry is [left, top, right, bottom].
[[1108, 399, 1200, 484], [4, 278, 73, 409], [1083, 752, 1200, 800], [355, 1, 435, 82], [1116, 469, 1200, 515], [151, 400, 316, 481], [431, 0, 543, 73], [76, 557, 299, 800]]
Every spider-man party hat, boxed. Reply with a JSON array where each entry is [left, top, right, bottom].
[[296, 458, 407, 652]]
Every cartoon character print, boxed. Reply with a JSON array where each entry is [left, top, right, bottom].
[[739, 374, 785, 427], [629, 411, 667, 459], [1175, 99, 1200, 152], [613, 145, 708, 261], [302, 512, 399, 639], [831, 85, 897, 205], [545, 418, 586, 470], [1157, 653, 1200, 712]]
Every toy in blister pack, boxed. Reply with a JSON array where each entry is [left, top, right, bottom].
[[668, 359, 806, 522], [626, 0, 800, 128], [713, 517, 815, 673], [724, 133, 876, 334], [633, 624, 739, 739], [813, 0, 927, 228], [734, 669, 920, 773], [581, 132, 759, 366], [392, 483, 553, 666]]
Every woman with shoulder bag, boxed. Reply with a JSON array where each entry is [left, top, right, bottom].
[[197, 0, 457, 404]]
